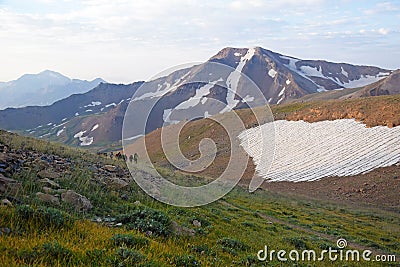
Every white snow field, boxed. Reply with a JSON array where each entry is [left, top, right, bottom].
[[239, 119, 400, 182]]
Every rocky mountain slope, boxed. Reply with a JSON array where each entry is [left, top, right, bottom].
[[0, 70, 105, 110], [0, 47, 396, 148]]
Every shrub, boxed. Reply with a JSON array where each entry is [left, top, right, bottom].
[[117, 207, 171, 237], [41, 241, 74, 261], [111, 234, 149, 248], [188, 216, 211, 227], [16, 205, 73, 230], [110, 248, 146, 267], [173, 254, 200, 267], [283, 237, 308, 250], [191, 244, 212, 255], [217, 237, 249, 251]]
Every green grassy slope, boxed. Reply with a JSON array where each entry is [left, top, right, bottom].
[[0, 130, 399, 266]]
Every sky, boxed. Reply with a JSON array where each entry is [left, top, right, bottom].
[[0, 0, 399, 83]]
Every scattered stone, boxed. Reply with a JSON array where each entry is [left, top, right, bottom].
[[171, 221, 195, 237], [61, 190, 92, 212], [134, 200, 141, 205], [36, 192, 60, 205], [192, 220, 201, 227], [103, 165, 117, 172], [145, 230, 153, 236], [39, 178, 60, 189], [105, 177, 129, 190], [42, 186, 53, 194], [0, 174, 22, 195], [38, 170, 60, 180], [1, 198, 12, 206], [115, 223, 122, 227], [120, 193, 128, 200], [0, 227, 11, 236]]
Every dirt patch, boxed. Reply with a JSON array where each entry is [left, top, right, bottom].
[[260, 164, 400, 212]]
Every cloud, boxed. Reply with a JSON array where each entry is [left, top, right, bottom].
[[364, 1, 400, 15], [0, 0, 399, 82]]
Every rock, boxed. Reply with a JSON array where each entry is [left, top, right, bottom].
[[0, 174, 22, 195], [103, 165, 117, 172], [39, 178, 60, 189], [0, 227, 11, 236], [1, 198, 12, 206], [134, 200, 141, 205], [105, 177, 129, 190], [61, 190, 92, 212], [38, 170, 60, 180], [145, 230, 153, 236], [36, 192, 60, 205], [171, 221, 196, 237], [120, 193, 128, 200], [42, 186, 53, 194], [192, 220, 201, 227]]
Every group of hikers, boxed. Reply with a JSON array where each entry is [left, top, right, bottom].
[[98, 151, 139, 164]]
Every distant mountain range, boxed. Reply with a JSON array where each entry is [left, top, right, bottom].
[[0, 47, 398, 149], [0, 70, 105, 110]]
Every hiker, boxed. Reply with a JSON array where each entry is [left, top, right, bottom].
[[133, 153, 138, 164], [129, 154, 133, 163]]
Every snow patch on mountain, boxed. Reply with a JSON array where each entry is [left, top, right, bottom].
[[56, 127, 65, 136], [268, 69, 277, 78], [221, 47, 256, 113], [341, 73, 390, 88], [175, 79, 222, 110], [84, 101, 102, 108], [239, 119, 400, 182], [73, 130, 93, 146]]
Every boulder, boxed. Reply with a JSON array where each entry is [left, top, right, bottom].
[[171, 221, 195, 237], [61, 190, 92, 212], [0, 198, 12, 206], [192, 219, 201, 227], [36, 192, 60, 205], [38, 170, 60, 180], [105, 177, 129, 190], [103, 165, 117, 172], [39, 178, 60, 189], [0, 174, 22, 195]]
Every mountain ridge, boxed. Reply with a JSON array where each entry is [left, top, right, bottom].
[[0, 70, 105, 110]]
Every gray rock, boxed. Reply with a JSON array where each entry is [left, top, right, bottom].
[[36, 192, 60, 205], [103, 165, 117, 172], [105, 177, 129, 190], [61, 190, 92, 212], [38, 170, 60, 180], [0, 198, 12, 206], [39, 178, 60, 189], [171, 221, 195, 237], [193, 219, 201, 227], [0, 174, 22, 195]]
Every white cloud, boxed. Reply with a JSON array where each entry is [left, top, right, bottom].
[[0, 0, 398, 82]]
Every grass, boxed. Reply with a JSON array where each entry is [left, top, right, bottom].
[[0, 130, 399, 266]]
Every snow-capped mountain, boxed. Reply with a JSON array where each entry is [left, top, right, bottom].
[[0, 70, 105, 110], [0, 47, 396, 148]]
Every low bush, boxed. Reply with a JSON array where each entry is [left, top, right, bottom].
[[15, 205, 74, 230], [117, 207, 171, 237], [217, 237, 249, 251], [111, 233, 149, 248], [173, 254, 200, 267]]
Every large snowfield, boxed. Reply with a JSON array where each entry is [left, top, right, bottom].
[[239, 119, 400, 182]]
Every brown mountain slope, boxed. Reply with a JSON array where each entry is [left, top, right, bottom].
[[128, 95, 400, 210]]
